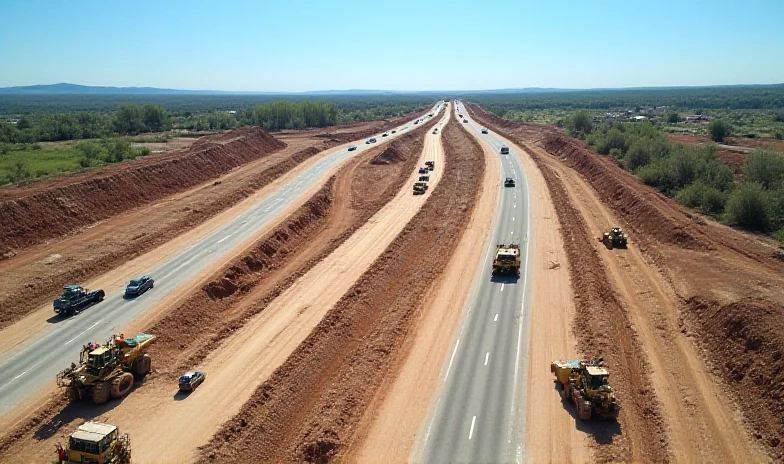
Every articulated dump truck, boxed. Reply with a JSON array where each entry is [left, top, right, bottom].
[[492, 244, 521, 275], [57, 333, 155, 405]]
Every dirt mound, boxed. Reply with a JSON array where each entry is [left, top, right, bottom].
[[688, 297, 784, 459], [0, 127, 285, 259], [199, 116, 483, 463], [369, 146, 404, 165], [0, 143, 326, 329]]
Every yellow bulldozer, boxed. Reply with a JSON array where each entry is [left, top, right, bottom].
[[57, 421, 130, 464], [551, 358, 620, 420], [57, 333, 155, 405]]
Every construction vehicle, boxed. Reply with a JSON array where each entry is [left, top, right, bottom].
[[504, 178, 515, 187], [551, 358, 620, 421], [425, 160, 435, 171], [53, 285, 105, 316], [600, 226, 629, 249], [500, 146, 509, 154], [481, 128, 489, 134], [57, 333, 156, 405], [419, 175, 430, 181], [57, 421, 131, 464], [492, 244, 521, 275], [412, 182, 428, 195]]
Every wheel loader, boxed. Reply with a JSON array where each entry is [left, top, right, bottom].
[[57, 421, 130, 464], [600, 226, 628, 249], [56, 333, 156, 405], [551, 358, 620, 420]]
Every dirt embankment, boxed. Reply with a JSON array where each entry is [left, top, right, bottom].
[[316, 107, 433, 143], [142, 119, 438, 378], [469, 103, 784, 460], [0, 118, 441, 461], [0, 127, 285, 259], [199, 115, 482, 463], [0, 141, 332, 329]]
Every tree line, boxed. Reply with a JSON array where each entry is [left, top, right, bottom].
[[569, 111, 784, 238]]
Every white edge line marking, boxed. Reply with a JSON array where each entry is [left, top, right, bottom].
[[484, 352, 490, 366], [468, 415, 477, 440], [444, 339, 460, 383]]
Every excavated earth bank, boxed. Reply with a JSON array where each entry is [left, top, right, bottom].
[[0, 128, 285, 258], [468, 103, 784, 461], [0, 117, 440, 459], [199, 115, 483, 463]]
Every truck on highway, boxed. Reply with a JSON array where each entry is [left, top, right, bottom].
[[53, 285, 105, 316], [57, 333, 155, 404], [481, 128, 489, 134], [500, 146, 510, 154], [492, 244, 521, 275], [412, 182, 428, 195]]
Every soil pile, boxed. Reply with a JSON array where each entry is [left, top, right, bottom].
[[199, 116, 483, 462], [0, 143, 325, 329], [0, 127, 285, 259], [369, 146, 404, 165]]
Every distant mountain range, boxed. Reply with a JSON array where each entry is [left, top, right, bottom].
[[0, 82, 781, 96]]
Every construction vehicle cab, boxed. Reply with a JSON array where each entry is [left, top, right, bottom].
[[601, 226, 629, 249], [492, 244, 521, 275], [61, 421, 130, 464], [551, 359, 620, 421]]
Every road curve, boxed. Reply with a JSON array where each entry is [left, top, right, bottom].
[[418, 101, 534, 463], [0, 103, 444, 418]]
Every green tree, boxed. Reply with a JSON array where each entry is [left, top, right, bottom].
[[726, 183, 770, 231], [666, 112, 681, 123], [114, 104, 144, 135], [708, 119, 731, 142], [142, 104, 168, 132], [566, 110, 593, 138], [745, 148, 784, 190]]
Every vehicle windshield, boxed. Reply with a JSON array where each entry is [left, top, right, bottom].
[[128, 279, 141, 286]]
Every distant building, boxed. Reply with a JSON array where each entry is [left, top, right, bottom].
[[226, 110, 237, 115], [654, 106, 669, 117], [4, 119, 19, 125], [632, 115, 648, 122], [683, 115, 710, 123]]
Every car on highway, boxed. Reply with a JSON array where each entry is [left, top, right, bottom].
[[178, 371, 206, 392], [418, 167, 429, 174], [414, 120, 419, 125], [124, 276, 154, 297], [391, 130, 397, 134], [366, 138, 377, 144], [463, 119, 468, 123], [481, 128, 489, 134], [500, 146, 510, 154], [382, 133, 389, 137], [504, 177, 516, 187], [348, 145, 357, 151]]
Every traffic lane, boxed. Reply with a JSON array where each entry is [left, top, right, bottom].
[[0, 103, 445, 417], [422, 156, 528, 461]]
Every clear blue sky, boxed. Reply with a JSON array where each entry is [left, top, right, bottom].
[[1, 0, 782, 91]]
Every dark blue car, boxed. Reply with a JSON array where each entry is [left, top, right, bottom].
[[125, 276, 154, 297]]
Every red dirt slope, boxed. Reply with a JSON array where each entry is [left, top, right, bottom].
[[0, 128, 285, 259]]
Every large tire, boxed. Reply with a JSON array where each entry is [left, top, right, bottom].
[[68, 386, 81, 402], [110, 372, 134, 398], [96, 290, 105, 302], [133, 354, 151, 377], [579, 401, 593, 420], [91, 381, 110, 405], [563, 383, 572, 401]]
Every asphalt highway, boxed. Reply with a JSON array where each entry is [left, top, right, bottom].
[[0, 103, 444, 417], [420, 101, 534, 463]]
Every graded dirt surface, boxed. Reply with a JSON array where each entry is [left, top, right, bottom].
[[197, 108, 485, 464], [470, 103, 783, 462], [0, 108, 447, 463]]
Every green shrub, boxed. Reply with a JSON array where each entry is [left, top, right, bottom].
[[745, 148, 784, 190], [773, 229, 784, 243], [566, 110, 592, 138], [726, 183, 771, 231], [675, 182, 727, 215], [708, 119, 732, 142]]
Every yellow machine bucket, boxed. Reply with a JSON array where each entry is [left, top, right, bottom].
[[550, 360, 580, 385]]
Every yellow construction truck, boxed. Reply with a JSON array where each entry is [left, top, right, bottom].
[[551, 358, 620, 420], [57, 421, 130, 464], [492, 244, 521, 275], [57, 333, 155, 405]]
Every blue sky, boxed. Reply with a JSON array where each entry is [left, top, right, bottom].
[[1, 0, 782, 91]]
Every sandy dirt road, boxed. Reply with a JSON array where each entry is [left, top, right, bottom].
[[529, 143, 764, 462], [39, 109, 451, 464]]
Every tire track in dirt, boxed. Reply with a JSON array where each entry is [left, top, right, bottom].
[[199, 110, 483, 463]]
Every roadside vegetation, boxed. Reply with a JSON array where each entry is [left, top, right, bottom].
[[565, 112, 784, 240], [0, 96, 430, 185]]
